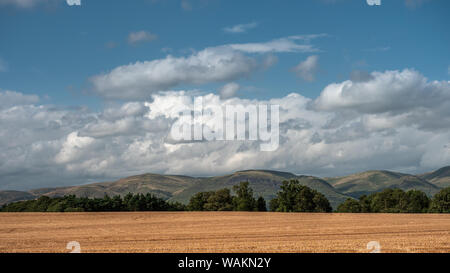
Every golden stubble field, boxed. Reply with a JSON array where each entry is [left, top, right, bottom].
[[0, 212, 449, 253]]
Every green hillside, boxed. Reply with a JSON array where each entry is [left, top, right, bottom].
[[325, 170, 440, 198], [0, 191, 36, 206], [170, 170, 349, 209], [2, 166, 449, 209], [419, 166, 450, 188]]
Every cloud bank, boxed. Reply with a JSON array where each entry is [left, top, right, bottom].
[[1, 69, 450, 190]]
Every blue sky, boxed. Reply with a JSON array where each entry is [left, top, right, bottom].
[[0, 0, 450, 189], [1, 0, 448, 107]]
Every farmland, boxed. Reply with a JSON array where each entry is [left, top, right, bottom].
[[0, 212, 449, 253]]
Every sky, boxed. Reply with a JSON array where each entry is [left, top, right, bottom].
[[0, 0, 449, 190]]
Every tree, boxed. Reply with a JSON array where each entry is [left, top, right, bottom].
[[270, 180, 332, 212], [256, 196, 267, 212], [405, 190, 430, 213], [204, 188, 233, 211], [1, 193, 185, 212], [188, 191, 215, 211], [359, 195, 372, 213], [370, 189, 408, 213], [429, 187, 450, 213], [269, 198, 279, 212], [337, 198, 362, 213], [338, 189, 432, 213], [232, 182, 257, 211]]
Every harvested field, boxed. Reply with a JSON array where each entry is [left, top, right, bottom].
[[0, 212, 449, 253]]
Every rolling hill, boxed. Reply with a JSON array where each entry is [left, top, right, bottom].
[[325, 170, 441, 198], [419, 166, 450, 188], [0, 170, 349, 209], [170, 170, 349, 208], [1, 166, 449, 209], [0, 191, 36, 205]]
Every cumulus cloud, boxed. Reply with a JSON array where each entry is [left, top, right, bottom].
[[90, 36, 325, 99], [1, 71, 450, 190], [314, 69, 450, 114], [349, 70, 374, 82], [90, 47, 259, 100], [224, 22, 258, 34], [128, 31, 158, 45], [293, 55, 319, 82], [219, 82, 240, 99]]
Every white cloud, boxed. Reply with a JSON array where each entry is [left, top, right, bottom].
[[0, 89, 39, 108], [128, 31, 157, 45], [90, 47, 258, 100], [219, 82, 240, 99], [55, 132, 95, 164], [228, 35, 324, 54], [224, 22, 258, 34], [90, 36, 324, 99], [66, 0, 80, 6], [314, 69, 450, 115], [2, 70, 450, 190], [293, 55, 319, 82]]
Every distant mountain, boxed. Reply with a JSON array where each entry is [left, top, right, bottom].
[[325, 170, 441, 198], [0, 190, 36, 205], [419, 166, 450, 188], [170, 170, 349, 209], [0, 170, 349, 209], [28, 173, 200, 200], [1, 166, 449, 209]]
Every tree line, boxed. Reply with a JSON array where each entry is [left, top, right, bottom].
[[1, 180, 450, 213], [337, 187, 450, 213], [0, 193, 186, 212]]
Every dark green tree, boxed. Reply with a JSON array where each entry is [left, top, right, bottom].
[[232, 182, 257, 211], [204, 188, 233, 211], [405, 190, 430, 213], [358, 195, 372, 213], [256, 196, 267, 211], [187, 191, 215, 211], [270, 180, 332, 212], [337, 198, 362, 213], [429, 187, 450, 213]]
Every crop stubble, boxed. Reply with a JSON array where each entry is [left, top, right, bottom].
[[0, 212, 449, 253]]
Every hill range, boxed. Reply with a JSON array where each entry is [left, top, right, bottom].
[[0, 166, 449, 209]]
